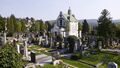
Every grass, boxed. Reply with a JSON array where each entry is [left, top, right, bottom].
[[80, 51, 120, 68], [28, 45, 52, 55], [27, 45, 120, 68], [80, 53, 104, 65], [62, 58, 92, 68], [35, 63, 67, 68]]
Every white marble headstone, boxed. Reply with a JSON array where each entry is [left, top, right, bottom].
[[24, 40, 28, 58], [17, 44, 20, 53]]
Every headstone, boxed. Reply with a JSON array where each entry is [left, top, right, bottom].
[[108, 62, 118, 68], [24, 39, 28, 58], [38, 36, 42, 45], [17, 44, 20, 53], [91, 41, 96, 48], [50, 37, 53, 48], [98, 41, 102, 50], [53, 60, 62, 66], [3, 32, 6, 45], [74, 41, 78, 51], [30, 51, 36, 63], [44, 35, 48, 46]]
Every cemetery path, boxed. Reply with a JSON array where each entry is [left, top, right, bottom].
[[101, 49, 120, 53]]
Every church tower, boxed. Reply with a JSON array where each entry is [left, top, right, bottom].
[[68, 7, 72, 15]]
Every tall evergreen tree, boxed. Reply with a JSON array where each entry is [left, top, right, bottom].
[[21, 20, 26, 33], [82, 19, 89, 35], [82, 19, 89, 42], [0, 15, 5, 32], [98, 9, 115, 47]]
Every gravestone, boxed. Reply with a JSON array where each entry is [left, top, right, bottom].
[[3, 32, 7, 45], [17, 44, 20, 53], [24, 39, 28, 58], [108, 62, 118, 68], [45, 36, 48, 45], [50, 37, 53, 48], [98, 41, 102, 50], [74, 41, 78, 51], [30, 51, 36, 63], [38, 36, 42, 45], [53, 60, 62, 66]]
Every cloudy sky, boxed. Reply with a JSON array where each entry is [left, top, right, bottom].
[[0, 0, 120, 20]]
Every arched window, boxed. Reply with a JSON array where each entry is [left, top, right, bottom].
[[60, 20, 62, 26]]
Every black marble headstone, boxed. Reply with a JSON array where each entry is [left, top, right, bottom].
[[30, 51, 36, 63]]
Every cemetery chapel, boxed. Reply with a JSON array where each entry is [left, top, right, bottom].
[[51, 7, 81, 37]]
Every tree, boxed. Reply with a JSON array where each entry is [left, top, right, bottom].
[[16, 21, 22, 33], [45, 21, 53, 32], [30, 21, 39, 32], [0, 44, 24, 68], [56, 34, 63, 49], [0, 15, 5, 32], [98, 9, 115, 47], [78, 22, 82, 31], [82, 19, 89, 42], [67, 36, 78, 53], [39, 20, 47, 35], [21, 20, 26, 33], [7, 14, 16, 36], [30, 17, 35, 23], [116, 23, 120, 39], [82, 19, 89, 35]]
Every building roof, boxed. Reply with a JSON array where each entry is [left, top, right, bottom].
[[63, 13, 78, 22]]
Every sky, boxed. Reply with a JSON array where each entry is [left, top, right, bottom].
[[0, 0, 120, 21]]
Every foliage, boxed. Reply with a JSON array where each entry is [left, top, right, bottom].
[[16, 21, 22, 33], [62, 58, 91, 68], [67, 35, 78, 53], [115, 23, 120, 38], [0, 44, 24, 68], [78, 22, 82, 31], [20, 19, 26, 33], [98, 9, 116, 47], [71, 52, 82, 60], [0, 15, 5, 32], [82, 19, 89, 35], [45, 21, 53, 32], [7, 14, 16, 36]]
